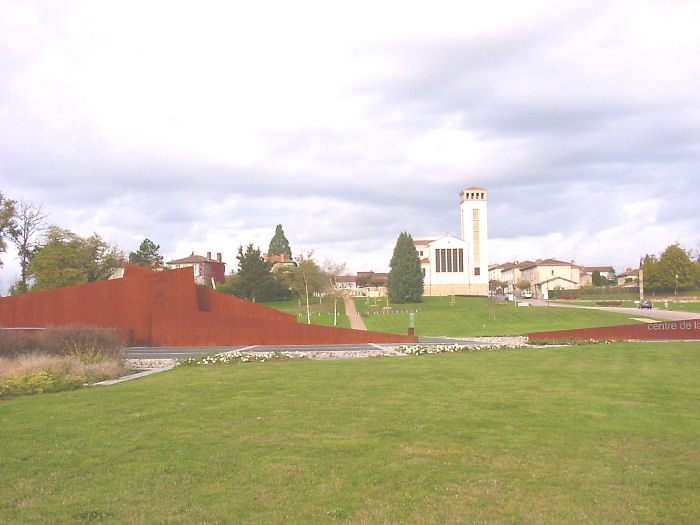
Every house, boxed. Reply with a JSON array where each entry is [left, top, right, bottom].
[[583, 266, 616, 282], [616, 268, 640, 286], [519, 259, 581, 299], [413, 187, 490, 296], [166, 252, 226, 286], [335, 272, 388, 297], [492, 261, 532, 294], [263, 253, 297, 272]]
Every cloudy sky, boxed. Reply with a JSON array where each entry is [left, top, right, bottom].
[[1, 0, 699, 291]]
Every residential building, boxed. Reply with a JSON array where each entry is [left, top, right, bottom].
[[263, 253, 297, 272], [412, 187, 489, 296], [166, 252, 226, 286], [616, 268, 640, 286], [583, 266, 615, 281], [335, 272, 388, 297], [519, 259, 581, 299]]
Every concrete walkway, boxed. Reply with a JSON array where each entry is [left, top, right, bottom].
[[344, 297, 368, 331]]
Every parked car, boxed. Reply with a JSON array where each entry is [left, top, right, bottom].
[[521, 290, 532, 299], [638, 299, 653, 309]]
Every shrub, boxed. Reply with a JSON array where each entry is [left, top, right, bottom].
[[39, 325, 126, 362], [0, 329, 42, 358], [0, 370, 86, 398], [596, 300, 623, 306]]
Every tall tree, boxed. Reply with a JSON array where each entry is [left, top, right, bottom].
[[0, 192, 16, 267], [231, 243, 287, 302], [643, 244, 697, 291], [29, 227, 124, 290], [387, 232, 423, 304], [128, 238, 164, 269], [268, 224, 292, 259], [9, 200, 48, 293]]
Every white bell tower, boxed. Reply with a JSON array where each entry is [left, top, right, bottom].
[[459, 187, 489, 291]]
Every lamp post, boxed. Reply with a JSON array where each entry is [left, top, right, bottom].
[[675, 274, 679, 301]]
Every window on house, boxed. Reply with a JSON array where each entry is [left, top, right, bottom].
[[475, 267, 481, 276]]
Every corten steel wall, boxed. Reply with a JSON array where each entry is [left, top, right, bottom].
[[196, 287, 294, 323], [152, 307, 416, 346], [0, 264, 199, 345], [0, 263, 418, 346], [530, 319, 700, 342]]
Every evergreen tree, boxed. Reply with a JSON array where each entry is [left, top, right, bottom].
[[267, 224, 292, 259], [231, 243, 288, 302], [387, 232, 423, 303], [128, 238, 163, 268]]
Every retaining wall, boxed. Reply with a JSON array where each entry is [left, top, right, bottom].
[[0, 263, 417, 346]]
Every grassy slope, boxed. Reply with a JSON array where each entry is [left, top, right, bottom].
[[355, 296, 659, 336], [262, 297, 351, 329], [2, 342, 698, 524]]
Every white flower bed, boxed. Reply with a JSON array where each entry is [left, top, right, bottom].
[[179, 351, 285, 366], [395, 343, 523, 355]]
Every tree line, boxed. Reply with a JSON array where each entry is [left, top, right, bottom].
[[2, 190, 426, 310], [642, 243, 700, 293]]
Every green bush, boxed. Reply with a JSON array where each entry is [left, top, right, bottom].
[[0, 370, 85, 398]]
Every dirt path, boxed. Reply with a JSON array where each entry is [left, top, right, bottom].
[[344, 297, 368, 331]]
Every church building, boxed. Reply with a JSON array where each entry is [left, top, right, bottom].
[[414, 187, 489, 296]]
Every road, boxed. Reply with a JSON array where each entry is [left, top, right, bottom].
[[126, 337, 507, 360], [527, 299, 699, 321]]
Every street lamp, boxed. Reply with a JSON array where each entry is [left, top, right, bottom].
[[675, 274, 679, 300]]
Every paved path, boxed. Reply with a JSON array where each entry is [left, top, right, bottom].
[[344, 296, 368, 330]]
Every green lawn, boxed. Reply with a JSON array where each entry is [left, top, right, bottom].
[[262, 297, 350, 328], [2, 342, 698, 524], [355, 296, 660, 336]]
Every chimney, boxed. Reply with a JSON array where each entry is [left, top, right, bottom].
[[206, 251, 212, 260], [217, 253, 222, 262]]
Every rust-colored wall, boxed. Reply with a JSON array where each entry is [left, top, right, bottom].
[[530, 319, 700, 342], [151, 307, 416, 347], [0, 263, 417, 346], [196, 287, 295, 323]]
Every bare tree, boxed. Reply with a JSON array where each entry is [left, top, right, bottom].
[[323, 257, 347, 326], [286, 251, 324, 324], [10, 200, 48, 292]]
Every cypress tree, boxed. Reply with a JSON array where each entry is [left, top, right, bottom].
[[387, 232, 423, 303], [268, 224, 292, 259]]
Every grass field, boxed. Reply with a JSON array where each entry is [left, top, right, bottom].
[[355, 296, 659, 336], [262, 297, 351, 328], [2, 342, 698, 523]]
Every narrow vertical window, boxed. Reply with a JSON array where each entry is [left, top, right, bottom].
[[458, 249, 464, 272], [447, 249, 453, 272]]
